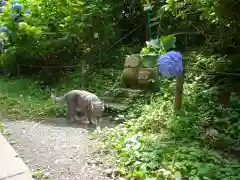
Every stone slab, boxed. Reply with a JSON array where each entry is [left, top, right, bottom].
[[0, 133, 33, 180], [105, 102, 129, 111]]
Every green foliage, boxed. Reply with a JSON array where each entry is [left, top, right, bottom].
[[94, 51, 240, 180], [147, 0, 240, 54]]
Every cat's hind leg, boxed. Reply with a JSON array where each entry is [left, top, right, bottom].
[[66, 97, 77, 122]]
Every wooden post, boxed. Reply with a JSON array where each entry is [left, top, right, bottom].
[[174, 74, 184, 111], [144, 8, 149, 41], [99, 39, 102, 68], [220, 88, 230, 108], [81, 59, 85, 88], [17, 64, 20, 77], [185, 32, 188, 50], [185, 19, 188, 50]]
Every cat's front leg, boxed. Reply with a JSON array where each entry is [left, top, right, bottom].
[[96, 116, 100, 127], [86, 109, 93, 125], [73, 106, 82, 121]]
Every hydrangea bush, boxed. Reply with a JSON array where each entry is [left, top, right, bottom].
[[0, 0, 117, 77], [0, 0, 42, 54]]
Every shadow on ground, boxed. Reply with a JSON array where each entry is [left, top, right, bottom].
[[37, 115, 120, 132]]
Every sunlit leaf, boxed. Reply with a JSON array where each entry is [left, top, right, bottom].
[[146, 38, 162, 49], [160, 35, 176, 52], [174, 171, 182, 180]]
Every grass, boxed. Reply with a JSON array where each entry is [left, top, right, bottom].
[[0, 77, 56, 119]]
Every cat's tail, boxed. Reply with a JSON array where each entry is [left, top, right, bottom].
[[51, 90, 66, 103]]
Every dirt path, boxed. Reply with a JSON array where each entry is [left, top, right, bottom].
[[3, 117, 116, 180]]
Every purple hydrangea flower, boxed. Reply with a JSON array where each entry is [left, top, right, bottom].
[[1, 26, 7, 32], [1, 0, 6, 6], [158, 51, 183, 77], [0, 7, 3, 13], [12, 3, 22, 10], [25, 9, 31, 14]]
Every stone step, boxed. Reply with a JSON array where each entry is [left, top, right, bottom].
[[105, 102, 129, 112], [101, 96, 129, 103], [118, 88, 143, 98], [0, 132, 34, 180], [102, 88, 143, 100]]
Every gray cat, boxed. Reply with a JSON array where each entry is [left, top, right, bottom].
[[51, 90, 105, 126]]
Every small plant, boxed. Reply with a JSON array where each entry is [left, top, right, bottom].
[[140, 35, 176, 68], [32, 169, 49, 179]]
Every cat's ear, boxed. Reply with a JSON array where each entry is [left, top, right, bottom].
[[101, 101, 105, 109]]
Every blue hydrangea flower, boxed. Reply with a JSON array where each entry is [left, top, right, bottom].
[[1, 0, 6, 6], [158, 51, 183, 77], [1, 26, 7, 32], [12, 3, 22, 10], [25, 9, 31, 14], [0, 7, 3, 13]]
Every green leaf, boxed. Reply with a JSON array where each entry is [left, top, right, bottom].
[[160, 35, 176, 52], [141, 53, 158, 68], [197, 163, 212, 175], [133, 170, 145, 178]]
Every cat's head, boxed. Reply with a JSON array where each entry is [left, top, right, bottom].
[[91, 101, 105, 115]]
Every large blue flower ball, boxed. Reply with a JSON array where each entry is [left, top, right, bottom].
[[12, 3, 22, 10], [158, 51, 183, 77], [0, 7, 3, 13]]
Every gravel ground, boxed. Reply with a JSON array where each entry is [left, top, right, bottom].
[[3, 117, 116, 180]]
